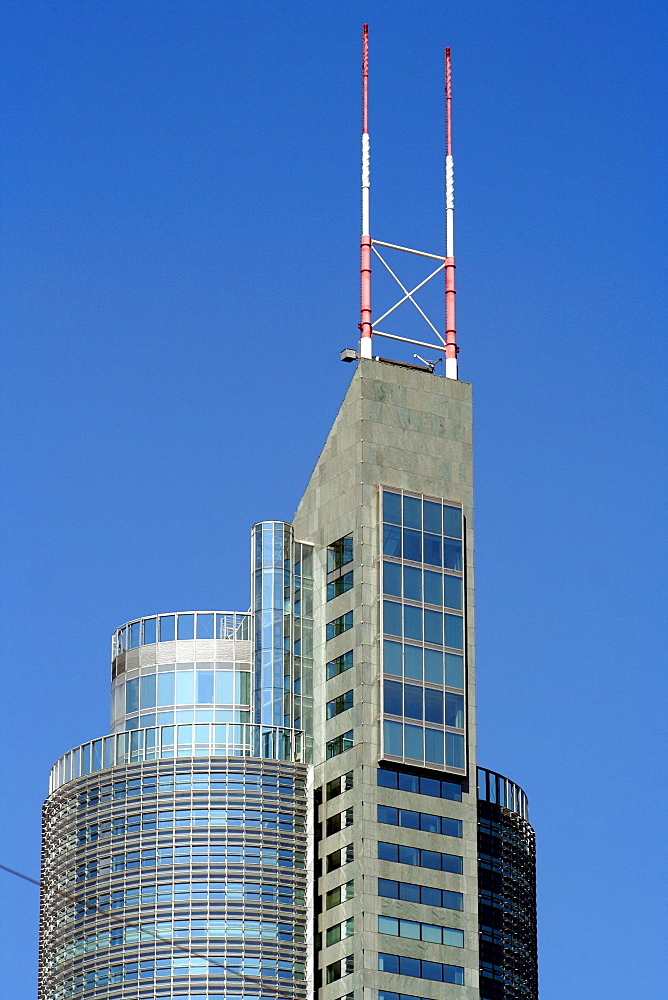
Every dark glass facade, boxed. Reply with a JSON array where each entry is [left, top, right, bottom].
[[477, 768, 538, 1000]]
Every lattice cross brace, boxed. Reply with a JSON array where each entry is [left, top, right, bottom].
[[371, 245, 446, 345]]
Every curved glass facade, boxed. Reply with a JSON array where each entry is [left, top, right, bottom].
[[39, 757, 312, 1000], [477, 768, 538, 1000], [110, 611, 253, 734]]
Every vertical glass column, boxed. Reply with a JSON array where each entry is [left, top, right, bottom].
[[293, 542, 314, 736], [252, 522, 293, 727]]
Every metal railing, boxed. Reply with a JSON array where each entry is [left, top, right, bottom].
[[49, 723, 306, 793]]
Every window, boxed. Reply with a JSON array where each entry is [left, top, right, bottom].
[[327, 613, 353, 641], [326, 881, 354, 909], [328, 571, 354, 601], [378, 878, 463, 911], [378, 915, 463, 948], [326, 955, 355, 983], [328, 535, 354, 573], [327, 731, 353, 759], [378, 841, 463, 874], [326, 771, 354, 800], [326, 917, 355, 946], [326, 808, 354, 837], [376, 804, 462, 838], [327, 691, 354, 719], [378, 953, 464, 985], [327, 651, 353, 680], [327, 844, 354, 872]]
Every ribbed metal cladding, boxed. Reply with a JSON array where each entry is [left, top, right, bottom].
[[477, 768, 538, 1000], [39, 757, 312, 1000]]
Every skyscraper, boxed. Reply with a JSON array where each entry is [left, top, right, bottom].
[[38, 33, 537, 1000]]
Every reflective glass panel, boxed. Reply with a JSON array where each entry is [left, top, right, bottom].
[[130, 622, 141, 649], [423, 533, 442, 567], [443, 506, 462, 538], [379, 878, 399, 899], [445, 693, 465, 729], [383, 601, 402, 637], [404, 605, 422, 641], [398, 771, 419, 793], [446, 732, 465, 769], [236, 672, 251, 705], [404, 684, 423, 720], [383, 524, 402, 558], [424, 649, 443, 684], [403, 528, 422, 562], [425, 728, 444, 764], [383, 490, 401, 524], [423, 500, 441, 533], [404, 724, 424, 760], [402, 496, 422, 529], [215, 672, 234, 704], [159, 616, 175, 642], [383, 640, 403, 676], [157, 673, 175, 707], [177, 614, 194, 640], [403, 566, 422, 602], [422, 961, 442, 981], [424, 609, 443, 645], [425, 688, 443, 724], [379, 841, 399, 862], [196, 671, 214, 704], [383, 561, 402, 597], [384, 680, 403, 717], [444, 575, 462, 610], [398, 845, 419, 866], [424, 570, 442, 606], [196, 613, 214, 639], [404, 644, 422, 680], [445, 653, 464, 688], [125, 678, 139, 715], [443, 539, 463, 571], [143, 618, 156, 645], [175, 671, 194, 704], [399, 881, 420, 903], [444, 614, 463, 650], [384, 720, 403, 756], [140, 674, 156, 710]]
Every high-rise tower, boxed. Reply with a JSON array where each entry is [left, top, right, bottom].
[[38, 31, 538, 1000]]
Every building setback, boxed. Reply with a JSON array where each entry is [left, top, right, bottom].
[[38, 359, 538, 1000]]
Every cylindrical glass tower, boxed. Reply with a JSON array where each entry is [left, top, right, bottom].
[[38, 609, 312, 1000], [477, 767, 538, 1000]]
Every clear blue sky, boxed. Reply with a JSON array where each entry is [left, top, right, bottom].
[[1, 2, 666, 996]]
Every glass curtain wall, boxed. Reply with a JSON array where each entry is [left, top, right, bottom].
[[381, 489, 467, 774], [252, 523, 293, 728], [251, 523, 314, 736]]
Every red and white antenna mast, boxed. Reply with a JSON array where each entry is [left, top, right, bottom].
[[360, 24, 372, 358], [444, 47, 457, 379], [346, 30, 459, 378]]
